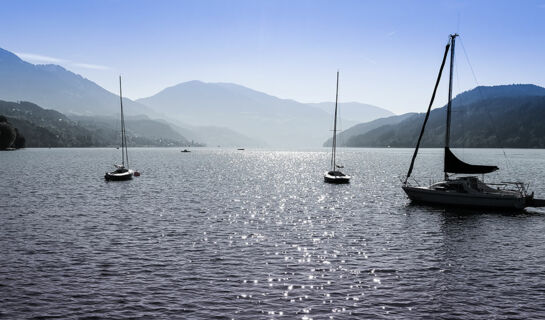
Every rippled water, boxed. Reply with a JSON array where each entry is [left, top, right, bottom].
[[2, 148, 545, 319]]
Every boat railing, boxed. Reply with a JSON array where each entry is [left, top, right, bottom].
[[401, 176, 441, 187], [400, 175, 420, 186], [487, 181, 528, 195]]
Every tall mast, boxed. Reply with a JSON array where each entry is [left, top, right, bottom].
[[119, 76, 129, 168], [444, 34, 458, 180], [331, 71, 339, 171]]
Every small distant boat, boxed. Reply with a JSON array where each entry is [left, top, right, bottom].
[[181, 149, 191, 152], [105, 76, 134, 181], [402, 34, 544, 209], [324, 71, 350, 184], [237, 148, 245, 151]]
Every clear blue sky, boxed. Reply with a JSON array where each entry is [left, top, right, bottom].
[[1, 0, 544, 114]]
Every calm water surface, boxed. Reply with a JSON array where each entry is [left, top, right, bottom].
[[2, 148, 545, 319]]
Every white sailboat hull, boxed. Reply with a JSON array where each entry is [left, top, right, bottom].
[[402, 185, 527, 209], [324, 171, 350, 184], [105, 169, 134, 181]]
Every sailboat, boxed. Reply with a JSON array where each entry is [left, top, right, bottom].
[[402, 34, 545, 209], [324, 71, 350, 184], [105, 76, 134, 181]]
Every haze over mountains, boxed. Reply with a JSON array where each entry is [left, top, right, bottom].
[[308, 102, 394, 123], [0, 48, 153, 116], [0, 47, 392, 147], [323, 113, 416, 147], [138, 81, 361, 147], [3, 46, 545, 149], [0, 100, 195, 147]]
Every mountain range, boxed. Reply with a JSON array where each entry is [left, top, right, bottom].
[[336, 84, 545, 148], [0, 100, 194, 147], [3, 46, 545, 149], [307, 101, 394, 123], [323, 113, 415, 147], [0, 47, 393, 147], [0, 48, 153, 116], [137, 81, 358, 147]]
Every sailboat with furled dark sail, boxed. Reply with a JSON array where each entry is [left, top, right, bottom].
[[402, 34, 545, 210], [105, 76, 134, 181], [324, 71, 350, 184]]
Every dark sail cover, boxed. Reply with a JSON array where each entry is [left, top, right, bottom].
[[444, 147, 498, 174]]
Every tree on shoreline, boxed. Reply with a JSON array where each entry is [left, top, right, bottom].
[[0, 115, 25, 149]]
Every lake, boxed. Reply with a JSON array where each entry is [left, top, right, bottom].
[[2, 148, 545, 319]]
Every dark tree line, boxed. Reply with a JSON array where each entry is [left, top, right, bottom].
[[0, 115, 25, 149], [0, 100, 197, 148], [345, 96, 545, 148]]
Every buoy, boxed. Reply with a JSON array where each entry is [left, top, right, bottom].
[[134, 171, 141, 177]]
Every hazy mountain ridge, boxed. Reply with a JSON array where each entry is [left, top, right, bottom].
[[0, 48, 153, 116], [162, 120, 264, 148], [323, 113, 416, 147], [0, 47, 263, 146], [307, 102, 394, 123], [69, 114, 193, 144], [344, 85, 545, 148], [0, 100, 194, 147], [0, 100, 106, 147], [137, 80, 366, 147]]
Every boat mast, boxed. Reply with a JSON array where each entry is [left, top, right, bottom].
[[119, 76, 129, 168], [331, 71, 339, 171], [444, 34, 458, 180], [404, 42, 451, 184]]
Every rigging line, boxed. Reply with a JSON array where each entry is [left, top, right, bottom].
[[453, 42, 469, 158], [119, 75, 129, 169], [337, 104, 343, 160], [336, 75, 344, 160], [459, 37, 484, 100], [119, 76, 125, 167], [404, 41, 451, 184], [331, 70, 339, 171], [459, 36, 511, 170], [454, 44, 462, 147]]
